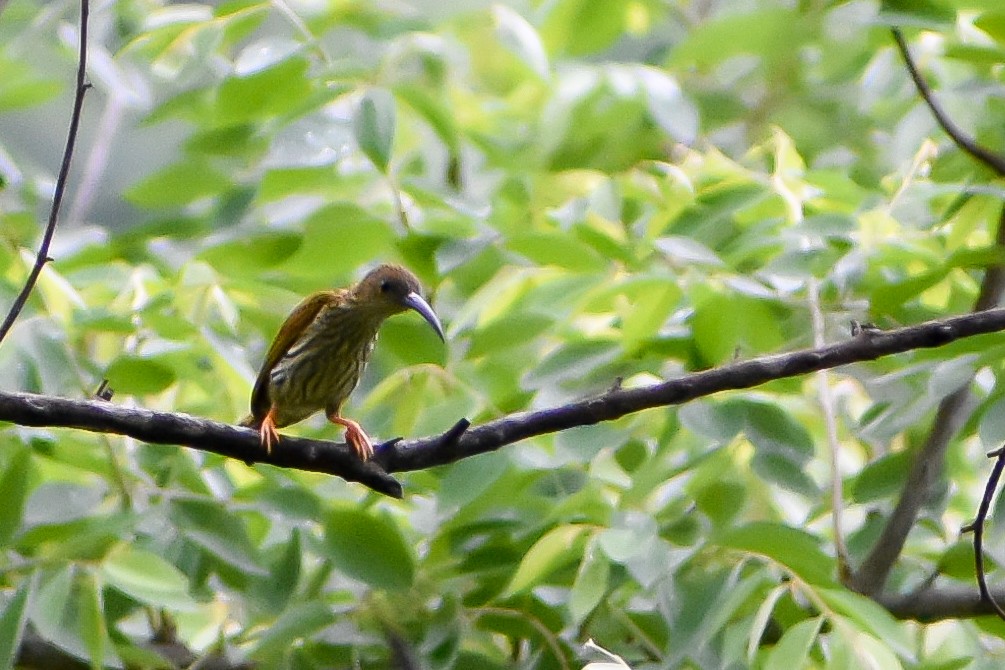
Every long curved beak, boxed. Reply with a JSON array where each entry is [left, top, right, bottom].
[[402, 292, 445, 342]]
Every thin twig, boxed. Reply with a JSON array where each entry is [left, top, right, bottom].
[[970, 447, 1005, 621], [891, 28, 1005, 176], [0, 0, 90, 345]]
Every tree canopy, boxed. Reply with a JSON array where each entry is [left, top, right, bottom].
[[1, 0, 1005, 668]]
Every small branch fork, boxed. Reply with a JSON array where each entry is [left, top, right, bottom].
[[962, 446, 1005, 622]]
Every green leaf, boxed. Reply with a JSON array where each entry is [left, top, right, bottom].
[[522, 339, 621, 389], [105, 355, 177, 396], [504, 524, 590, 595], [747, 584, 786, 663], [323, 507, 415, 590], [216, 56, 313, 125], [741, 399, 814, 460], [878, 0, 956, 27], [467, 312, 553, 357], [569, 542, 610, 624], [198, 231, 301, 276], [0, 572, 36, 669], [620, 281, 679, 354], [936, 541, 980, 582], [670, 8, 803, 68], [975, 12, 1005, 43], [0, 449, 31, 547], [691, 292, 784, 365], [31, 568, 79, 660], [30, 567, 118, 667], [250, 600, 335, 661], [752, 452, 819, 497], [395, 85, 460, 152], [541, 0, 629, 56], [100, 546, 197, 611], [817, 587, 914, 660], [0, 57, 62, 109], [507, 232, 607, 271], [714, 522, 835, 587], [170, 499, 266, 575], [354, 87, 396, 172], [693, 480, 746, 527], [254, 530, 303, 611], [279, 204, 396, 279], [944, 43, 1005, 66], [493, 5, 550, 79], [851, 451, 910, 503], [125, 161, 231, 208], [764, 617, 823, 669], [78, 572, 107, 670], [19, 514, 135, 562]]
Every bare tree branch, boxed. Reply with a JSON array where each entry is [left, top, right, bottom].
[[877, 585, 1005, 622], [891, 28, 1005, 177], [0, 0, 90, 345], [379, 307, 1005, 473]]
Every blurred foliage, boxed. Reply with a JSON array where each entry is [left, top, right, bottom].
[[0, 0, 1005, 668]]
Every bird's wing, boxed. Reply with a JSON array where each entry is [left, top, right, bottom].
[[249, 290, 342, 421]]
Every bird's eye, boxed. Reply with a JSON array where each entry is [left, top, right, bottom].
[[379, 280, 391, 293]]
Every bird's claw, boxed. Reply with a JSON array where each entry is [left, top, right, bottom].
[[328, 414, 375, 462], [260, 410, 280, 455], [345, 424, 375, 462]]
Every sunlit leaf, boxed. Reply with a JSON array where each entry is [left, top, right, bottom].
[[504, 524, 591, 595], [101, 546, 198, 611], [324, 507, 415, 590]]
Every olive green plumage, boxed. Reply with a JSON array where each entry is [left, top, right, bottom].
[[241, 264, 444, 460]]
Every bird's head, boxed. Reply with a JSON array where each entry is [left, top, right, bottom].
[[353, 264, 445, 341]]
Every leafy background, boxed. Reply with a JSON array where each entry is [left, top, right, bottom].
[[1, 0, 1005, 668]]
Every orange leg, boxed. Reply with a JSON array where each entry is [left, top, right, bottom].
[[327, 414, 374, 461], [260, 407, 280, 455]]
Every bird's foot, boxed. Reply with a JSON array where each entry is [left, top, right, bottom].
[[328, 414, 374, 461], [260, 408, 280, 455]]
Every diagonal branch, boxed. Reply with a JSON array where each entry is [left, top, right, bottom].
[[6, 307, 1005, 497], [0, 0, 90, 345], [891, 28, 1005, 176], [380, 307, 1005, 473]]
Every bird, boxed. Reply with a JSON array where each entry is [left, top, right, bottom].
[[240, 264, 444, 461]]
